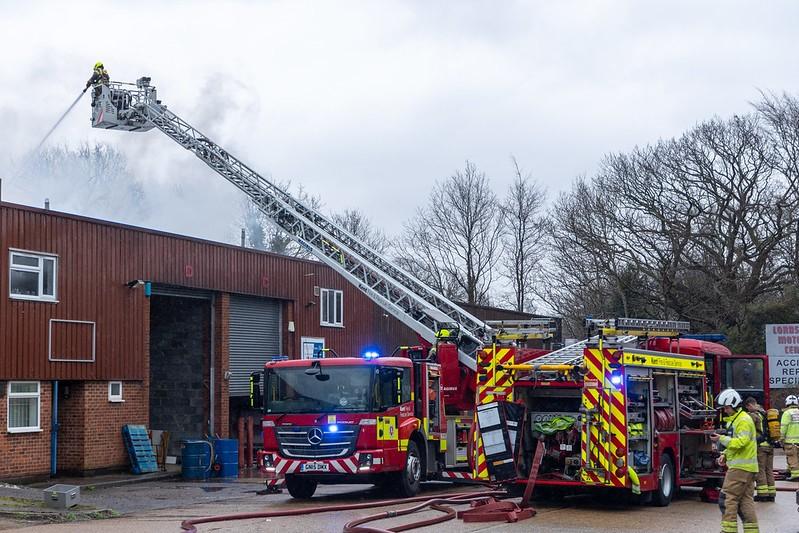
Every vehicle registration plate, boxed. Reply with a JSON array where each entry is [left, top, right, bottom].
[[300, 461, 330, 472]]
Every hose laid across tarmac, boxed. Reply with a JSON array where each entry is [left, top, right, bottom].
[[180, 489, 505, 533]]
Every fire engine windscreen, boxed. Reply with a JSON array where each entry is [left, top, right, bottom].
[[265, 366, 375, 413], [723, 359, 764, 391]]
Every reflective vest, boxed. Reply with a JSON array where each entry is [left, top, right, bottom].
[[782, 407, 799, 444], [719, 409, 758, 473]]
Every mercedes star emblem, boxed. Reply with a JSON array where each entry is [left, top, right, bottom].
[[307, 427, 324, 445]]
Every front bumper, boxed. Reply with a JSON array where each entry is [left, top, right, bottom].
[[258, 449, 392, 479]]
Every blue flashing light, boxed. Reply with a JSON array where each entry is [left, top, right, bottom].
[[363, 350, 380, 360], [610, 374, 623, 386], [328, 424, 339, 433]]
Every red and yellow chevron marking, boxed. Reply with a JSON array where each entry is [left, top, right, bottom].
[[471, 418, 489, 480], [580, 347, 627, 488], [476, 346, 514, 404]]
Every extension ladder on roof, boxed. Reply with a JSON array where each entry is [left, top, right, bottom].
[[531, 335, 640, 367]]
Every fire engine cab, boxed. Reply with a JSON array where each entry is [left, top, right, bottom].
[[250, 347, 452, 499]]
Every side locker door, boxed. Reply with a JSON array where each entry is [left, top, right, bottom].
[[581, 346, 609, 485]]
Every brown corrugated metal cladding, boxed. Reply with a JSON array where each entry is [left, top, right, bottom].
[[0, 202, 417, 381]]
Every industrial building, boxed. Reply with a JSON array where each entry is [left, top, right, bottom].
[[0, 201, 547, 480]]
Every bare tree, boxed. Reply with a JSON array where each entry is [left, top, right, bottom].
[[396, 161, 503, 305], [13, 143, 147, 223], [332, 209, 388, 254], [500, 157, 546, 312], [544, 109, 799, 342]]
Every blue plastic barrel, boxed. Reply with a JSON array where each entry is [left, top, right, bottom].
[[212, 438, 239, 478], [182, 440, 212, 480]]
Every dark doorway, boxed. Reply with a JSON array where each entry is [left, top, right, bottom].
[[149, 295, 210, 456]]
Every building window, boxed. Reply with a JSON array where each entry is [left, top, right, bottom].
[[108, 381, 123, 403], [9, 250, 57, 301], [8, 381, 40, 433], [320, 288, 343, 327]]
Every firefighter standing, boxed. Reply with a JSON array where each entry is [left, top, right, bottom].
[[744, 397, 775, 501], [710, 388, 759, 533], [85, 61, 110, 104], [783, 395, 799, 480]]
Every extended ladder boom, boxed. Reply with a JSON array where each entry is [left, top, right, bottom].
[[92, 78, 490, 370]]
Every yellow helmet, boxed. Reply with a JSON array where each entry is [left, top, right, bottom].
[[94, 61, 104, 69]]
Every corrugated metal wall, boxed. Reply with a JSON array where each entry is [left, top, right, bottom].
[[229, 295, 281, 396], [0, 202, 417, 380]]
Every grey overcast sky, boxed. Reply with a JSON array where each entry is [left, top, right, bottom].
[[1, 0, 798, 243]]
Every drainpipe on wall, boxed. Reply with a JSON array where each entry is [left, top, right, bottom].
[[50, 380, 59, 476], [209, 295, 216, 435]]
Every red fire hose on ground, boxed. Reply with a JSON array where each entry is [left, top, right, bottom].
[[179, 489, 506, 533]]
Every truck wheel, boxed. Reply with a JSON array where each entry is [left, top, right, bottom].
[[396, 441, 422, 497], [285, 475, 317, 499], [652, 454, 675, 507]]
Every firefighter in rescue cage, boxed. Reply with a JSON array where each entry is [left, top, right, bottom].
[[710, 388, 759, 533], [744, 397, 775, 501], [85, 61, 109, 104]]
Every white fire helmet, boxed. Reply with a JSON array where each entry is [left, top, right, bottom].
[[786, 395, 799, 407], [716, 388, 742, 409]]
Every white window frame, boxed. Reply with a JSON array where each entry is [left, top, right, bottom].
[[108, 381, 124, 403], [319, 288, 344, 327], [8, 249, 58, 302], [7, 381, 41, 433]]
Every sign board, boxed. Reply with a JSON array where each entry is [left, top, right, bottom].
[[622, 351, 704, 372], [300, 337, 325, 359], [765, 324, 799, 388]]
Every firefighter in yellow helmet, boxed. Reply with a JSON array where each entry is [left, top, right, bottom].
[[85, 61, 110, 104], [710, 388, 759, 533]]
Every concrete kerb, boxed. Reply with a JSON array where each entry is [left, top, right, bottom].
[[75, 470, 179, 490]]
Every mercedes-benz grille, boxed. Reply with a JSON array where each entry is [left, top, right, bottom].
[[276, 425, 360, 459]]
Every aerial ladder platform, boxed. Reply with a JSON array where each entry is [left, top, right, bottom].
[[91, 77, 514, 370]]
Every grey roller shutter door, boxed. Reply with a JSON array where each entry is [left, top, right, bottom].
[[229, 295, 282, 396]]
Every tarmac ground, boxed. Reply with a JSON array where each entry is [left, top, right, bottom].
[[1, 457, 796, 533]]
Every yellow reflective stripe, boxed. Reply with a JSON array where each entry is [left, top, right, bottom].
[[727, 458, 758, 466]]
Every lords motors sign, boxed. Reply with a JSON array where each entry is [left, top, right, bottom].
[[765, 324, 799, 388]]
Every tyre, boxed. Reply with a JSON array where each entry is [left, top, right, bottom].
[[395, 440, 422, 497], [285, 475, 317, 499], [652, 454, 675, 507]]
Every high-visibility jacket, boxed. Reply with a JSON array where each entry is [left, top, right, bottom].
[[782, 407, 799, 444], [719, 409, 758, 473], [85, 67, 110, 89]]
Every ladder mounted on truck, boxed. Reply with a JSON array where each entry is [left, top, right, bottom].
[[527, 317, 689, 368], [90, 78, 493, 370], [485, 318, 557, 343]]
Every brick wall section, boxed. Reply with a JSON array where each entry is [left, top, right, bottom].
[[0, 382, 51, 479], [214, 293, 230, 438], [57, 381, 147, 474], [57, 383, 85, 472], [83, 382, 147, 470]]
